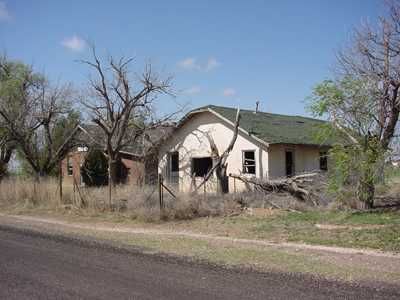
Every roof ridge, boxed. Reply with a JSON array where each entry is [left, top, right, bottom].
[[205, 104, 325, 122]]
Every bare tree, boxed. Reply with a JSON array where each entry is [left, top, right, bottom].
[[0, 57, 80, 180], [0, 131, 13, 180], [195, 108, 241, 194], [337, 0, 400, 150], [81, 47, 173, 206]]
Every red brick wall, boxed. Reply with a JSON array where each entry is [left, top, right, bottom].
[[61, 151, 86, 186], [121, 156, 145, 186], [61, 150, 145, 187]]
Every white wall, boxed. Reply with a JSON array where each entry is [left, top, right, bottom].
[[158, 111, 268, 193], [268, 144, 322, 178]]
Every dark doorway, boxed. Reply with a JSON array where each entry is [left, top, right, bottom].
[[285, 151, 294, 177]]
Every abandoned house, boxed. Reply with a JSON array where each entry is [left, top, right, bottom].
[[61, 124, 174, 187], [158, 105, 331, 193]]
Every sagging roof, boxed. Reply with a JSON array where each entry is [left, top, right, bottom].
[[76, 123, 175, 156], [187, 105, 331, 146]]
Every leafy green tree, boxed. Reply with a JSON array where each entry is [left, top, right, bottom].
[[309, 0, 400, 209], [0, 56, 81, 180], [309, 77, 386, 208]]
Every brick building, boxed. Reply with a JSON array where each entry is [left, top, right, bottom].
[[61, 124, 174, 187]]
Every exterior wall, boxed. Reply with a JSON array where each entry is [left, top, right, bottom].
[[120, 155, 145, 186], [268, 144, 326, 178], [61, 149, 145, 187], [61, 151, 86, 186], [158, 112, 269, 193]]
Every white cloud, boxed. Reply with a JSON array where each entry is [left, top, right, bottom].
[[184, 86, 201, 95], [61, 35, 86, 52], [223, 88, 236, 97], [178, 57, 220, 71], [0, 2, 11, 22], [178, 57, 199, 70], [204, 57, 220, 71]]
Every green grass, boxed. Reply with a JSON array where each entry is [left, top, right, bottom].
[[250, 211, 400, 251]]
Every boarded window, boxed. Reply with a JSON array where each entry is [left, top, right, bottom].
[[320, 151, 328, 171], [67, 157, 73, 176], [242, 150, 256, 174], [192, 157, 212, 177]]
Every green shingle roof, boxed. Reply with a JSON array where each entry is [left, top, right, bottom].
[[194, 105, 330, 146]]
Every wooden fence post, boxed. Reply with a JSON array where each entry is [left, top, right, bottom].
[[203, 175, 206, 202], [59, 161, 63, 204], [73, 178, 76, 206], [158, 173, 164, 214]]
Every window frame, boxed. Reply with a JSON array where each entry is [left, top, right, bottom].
[[319, 151, 328, 171], [169, 151, 179, 173], [67, 156, 73, 176], [191, 156, 213, 178], [242, 150, 256, 175]]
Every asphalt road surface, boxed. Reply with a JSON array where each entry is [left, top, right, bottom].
[[0, 225, 398, 300]]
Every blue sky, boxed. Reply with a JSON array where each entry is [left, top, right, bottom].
[[0, 0, 382, 117]]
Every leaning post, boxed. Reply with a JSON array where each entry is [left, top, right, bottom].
[[158, 173, 164, 216]]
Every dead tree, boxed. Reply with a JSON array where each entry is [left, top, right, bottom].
[[81, 46, 173, 207], [0, 133, 13, 180], [195, 108, 241, 193]]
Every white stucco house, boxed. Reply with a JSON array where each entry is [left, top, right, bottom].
[[158, 105, 331, 193]]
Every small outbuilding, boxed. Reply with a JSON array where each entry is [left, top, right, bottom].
[[61, 124, 174, 187]]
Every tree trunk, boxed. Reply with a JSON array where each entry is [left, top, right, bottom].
[[355, 135, 381, 209], [58, 160, 63, 204], [0, 162, 6, 182], [108, 157, 118, 208], [357, 165, 375, 209], [215, 164, 229, 194]]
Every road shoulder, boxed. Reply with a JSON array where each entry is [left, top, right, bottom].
[[0, 213, 399, 287]]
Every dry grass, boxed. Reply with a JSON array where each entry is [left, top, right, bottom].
[[0, 178, 61, 209], [0, 178, 244, 221]]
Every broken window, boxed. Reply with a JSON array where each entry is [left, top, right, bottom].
[[67, 157, 73, 176], [242, 150, 256, 174], [319, 151, 328, 171], [192, 157, 212, 177]]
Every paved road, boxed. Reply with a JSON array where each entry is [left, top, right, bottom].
[[0, 226, 398, 300]]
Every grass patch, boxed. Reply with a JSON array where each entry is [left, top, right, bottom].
[[250, 211, 400, 251], [14, 208, 400, 252]]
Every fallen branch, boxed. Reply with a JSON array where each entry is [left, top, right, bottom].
[[229, 173, 319, 203]]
